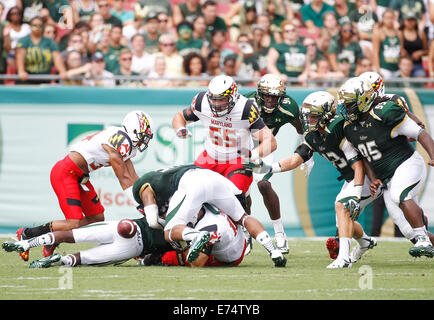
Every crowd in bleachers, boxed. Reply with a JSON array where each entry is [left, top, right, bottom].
[[0, 0, 433, 88]]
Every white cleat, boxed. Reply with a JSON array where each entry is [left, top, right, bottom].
[[326, 258, 352, 269], [350, 237, 377, 263], [270, 249, 287, 267], [275, 232, 290, 254], [243, 227, 253, 256]]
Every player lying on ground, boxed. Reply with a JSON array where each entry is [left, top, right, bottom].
[[339, 77, 434, 258], [132, 164, 286, 267], [244, 91, 379, 269], [14, 110, 153, 262], [2, 205, 246, 268]]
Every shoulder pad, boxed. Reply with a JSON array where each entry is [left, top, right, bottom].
[[108, 130, 133, 158], [241, 99, 261, 124], [371, 100, 406, 124], [190, 91, 206, 112]]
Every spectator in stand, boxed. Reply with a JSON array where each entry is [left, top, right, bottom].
[[107, 24, 127, 54], [130, 33, 154, 75], [349, 0, 379, 61], [372, 9, 401, 79], [82, 51, 115, 87], [71, 0, 97, 24], [327, 19, 364, 76], [390, 0, 426, 31], [208, 29, 235, 61], [264, 0, 286, 36], [298, 57, 345, 87], [0, 3, 5, 77], [173, 0, 201, 26], [63, 49, 84, 85], [61, 31, 89, 64], [251, 24, 269, 75], [398, 11, 428, 77], [146, 53, 176, 87], [157, 12, 175, 39], [40, 0, 74, 29], [192, 15, 207, 43], [96, 0, 122, 28], [110, 0, 134, 26], [256, 13, 279, 47], [3, 7, 30, 72], [22, 0, 43, 24], [142, 11, 160, 54], [88, 12, 105, 45], [206, 48, 221, 76], [176, 20, 206, 58], [395, 55, 425, 88], [122, 10, 145, 44], [300, 0, 334, 35], [94, 28, 120, 73], [320, 11, 340, 41], [354, 57, 374, 75], [43, 22, 57, 41], [202, 0, 227, 42], [114, 48, 144, 87], [222, 53, 238, 77], [375, 0, 390, 23], [235, 32, 261, 83], [267, 21, 307, 84], [15, 16, 67, 84], [337, 57, 352, 77], [181, 51, 208, 87], [429, 40, 434, 80], [229, 0, 257, 44], [135, 0, 172, 19], [333, 0, 355, 26], [157, 33, 183, 78], [298, 36, 326, 79]]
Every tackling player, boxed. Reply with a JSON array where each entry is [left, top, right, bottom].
[[244, 91, 377, 268], [132, 164, 287, 267], [14, 110, 153, 262], [243, 73, 313, 254], [339, 77, 434, 258]]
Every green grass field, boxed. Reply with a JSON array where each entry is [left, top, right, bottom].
[[0, 236, 432, 301]]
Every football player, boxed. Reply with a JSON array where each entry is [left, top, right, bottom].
[[244, 91, 378, 268], [14, 110, 153, 262], [132, 164, 287, 267], [243, 73, 313, 254], [339, 77, 434, 258], [2, 205, 244, 268]]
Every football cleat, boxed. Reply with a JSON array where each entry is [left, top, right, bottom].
[[43, 244, 59, 257], [275, 232, 289, 254], [186, 231, 211, 263], [270, 249, 287, 267], [326, 258, 352, 269], [16, 228, 30, 262], [409, 235, 434, 258], [326, 237, 340, 260], [29, 253, 62, 269], [350, 237, 377, 263]]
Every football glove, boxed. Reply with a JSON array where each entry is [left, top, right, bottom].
[[243, 159, 281, 174], [176, 127, 192, 139], [300, 157, 314, 177]]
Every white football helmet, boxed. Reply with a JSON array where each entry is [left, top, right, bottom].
[[337, 77, 377, 123], [257, 73, 286, 114], [359, 72, 385, 96], [301, 91, 336, 133], [121, 110, 153, 152], [207, 75, 239, 117]]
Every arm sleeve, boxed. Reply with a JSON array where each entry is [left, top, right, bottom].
[[294, 142, 314, 162], [392, 115, 424, 140]]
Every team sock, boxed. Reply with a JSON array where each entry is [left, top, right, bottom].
[[256, 231, 275, 255], [271, 218, 285, 235], [23, 222, 52, 239], [337, 237, 351, 261], [26, 233, 55, 249]]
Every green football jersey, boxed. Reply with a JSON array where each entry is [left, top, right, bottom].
[[303, 115, 357, 182], [343, 100, 414, 182], [244, 91, 300, 136], [133, 164, 200, 215], [133, 217, 173, 257]]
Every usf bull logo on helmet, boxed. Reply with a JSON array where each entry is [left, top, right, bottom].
[[301, 91, 336, 133], [337, 78, 377, 123], [257, 74, 286, 113]]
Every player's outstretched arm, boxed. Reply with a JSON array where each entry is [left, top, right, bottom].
[[251, 126, 277, 158], [102, 144, 138, 190]]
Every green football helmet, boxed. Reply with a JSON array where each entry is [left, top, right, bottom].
[[257, 74, 286, 113], [301, 91, 336, 134], [337, 77, 377, 123]]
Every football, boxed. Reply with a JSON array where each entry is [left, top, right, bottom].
[[117, 219, 137, 238]]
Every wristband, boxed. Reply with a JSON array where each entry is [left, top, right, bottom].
[[144, 204, 162, 229], [250, 149, 260, 161], [271, 162, 282, 173]]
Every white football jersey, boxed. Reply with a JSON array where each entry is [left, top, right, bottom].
[[194, 206, 246, 264], [184, 91, 265, 162], [69, 126, 137, 172]]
